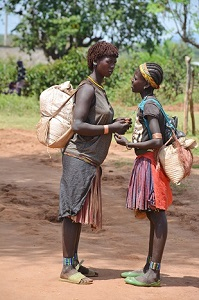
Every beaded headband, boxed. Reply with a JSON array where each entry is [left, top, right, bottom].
[[139, 63, 159, 89]]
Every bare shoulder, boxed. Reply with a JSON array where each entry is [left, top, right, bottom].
[[77, 82, 95, 97], [75, 82, 95, 106]]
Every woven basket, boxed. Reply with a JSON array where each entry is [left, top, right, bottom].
[[157, 136, 197, 184]]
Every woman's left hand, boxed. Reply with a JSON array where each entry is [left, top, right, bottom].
[[114, 133, 129, 146]]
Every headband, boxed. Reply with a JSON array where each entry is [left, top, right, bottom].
[[139, 63, 159, 89]]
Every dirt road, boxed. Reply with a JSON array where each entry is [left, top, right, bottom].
[[0, 129, 199, 300]]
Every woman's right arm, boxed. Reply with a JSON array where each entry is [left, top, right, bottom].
[[72, 84, 130, 136]]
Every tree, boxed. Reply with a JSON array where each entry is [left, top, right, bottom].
[[1, 0, 163, 59], [148, 0, 199, 49]]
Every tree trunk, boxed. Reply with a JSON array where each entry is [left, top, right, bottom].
[[183, 56, 191, 134], [189, 68, 195, 135]]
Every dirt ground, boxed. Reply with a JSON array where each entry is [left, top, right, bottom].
[[0, 128, 199, 300]]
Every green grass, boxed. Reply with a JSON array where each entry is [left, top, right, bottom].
[[0, 113, 40, 130], [0, 94, 39, 113], [0, 94, 40, 130], [0, 94, 198, 155], [192, 164, 199, 169]]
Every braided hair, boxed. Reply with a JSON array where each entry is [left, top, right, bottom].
[[87, 41, 119, 71], [145, 63, 163, 87]]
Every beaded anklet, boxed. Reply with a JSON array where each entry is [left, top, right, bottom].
[[63, 257, 74, 266], [149, 261, 161, 270]]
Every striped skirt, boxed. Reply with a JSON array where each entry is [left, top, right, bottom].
[[126, 152, 172, 213], [71, 166, 102, 229]]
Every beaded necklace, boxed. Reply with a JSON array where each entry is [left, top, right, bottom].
[[87, 76, 104, 90]]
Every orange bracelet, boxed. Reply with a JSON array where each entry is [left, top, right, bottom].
[[152, 133, 162, 139], [104, 125, 109, 134]]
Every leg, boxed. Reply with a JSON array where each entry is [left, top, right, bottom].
[[142, 217, 155, 273], [147, 218, 154, 261], [121, 216, 154, 278], [74, 222, 82, 256], [73, 221, 98, 277], [60, 217, 93, 284], [125, 210, 167, 286], [62, 217, 79, 258], [147, 210, 167, 264]]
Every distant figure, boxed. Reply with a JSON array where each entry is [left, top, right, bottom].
[[16, 60, 26, 96], [8, 81, 17, 94]]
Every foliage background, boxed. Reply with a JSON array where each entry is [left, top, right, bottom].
[[0, 41, 199, 106]]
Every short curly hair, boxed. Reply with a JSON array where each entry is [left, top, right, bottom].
[[87, 41, 119, 70]]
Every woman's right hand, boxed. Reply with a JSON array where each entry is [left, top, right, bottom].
[[109, 119, 131, 135], [114, 133, 129, 146]]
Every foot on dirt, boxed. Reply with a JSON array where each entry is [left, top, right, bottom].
[[125, 269, 160, 287], [121, 263, 149, 278], [121, 269, 144, 278], [60, 265, 93, 284]]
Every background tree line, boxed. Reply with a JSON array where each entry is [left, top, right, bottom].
[[0, 0, 199, 105], [1, 0, 199, 60], [0, 41, 199, 106]]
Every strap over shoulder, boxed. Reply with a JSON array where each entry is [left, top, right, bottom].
[[138, 97, 178, 140]]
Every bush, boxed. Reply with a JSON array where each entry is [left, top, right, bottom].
[[25, 48, 88, 97], [0, 57, 17, 93], [1, 41, 199, 105]]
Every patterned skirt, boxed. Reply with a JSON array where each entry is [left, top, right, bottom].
[[126, 152, 172, 213], [59, 154, 102, 229]]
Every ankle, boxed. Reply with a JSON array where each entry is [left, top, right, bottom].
[[62, 257, 77, 272], [149, 261, 161, 271], [63, 257, 74, 266], [62, 265, 74, 273], [73, 253, 79, 265], [143, 256, 152, 272]]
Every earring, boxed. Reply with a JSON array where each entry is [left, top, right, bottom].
[[93, 61, 97, 66]]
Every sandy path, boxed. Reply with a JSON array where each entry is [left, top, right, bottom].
[[0, 129, 199, 300]]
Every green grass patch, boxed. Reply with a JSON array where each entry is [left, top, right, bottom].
[[192, 164, 199, 169], [0, 94, 40, 130], [0, 94, 39, 114], [0, 112, 39, 130], [0, 94, 198, 156]]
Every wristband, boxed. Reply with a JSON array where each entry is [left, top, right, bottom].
[[152, 133, 162, 139], [104, 125, 109, 134]]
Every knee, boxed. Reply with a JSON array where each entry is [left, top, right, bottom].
[[147, 210, 167, 225]]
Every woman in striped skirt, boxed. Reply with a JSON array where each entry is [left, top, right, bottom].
[[115, 63, 172, 287]]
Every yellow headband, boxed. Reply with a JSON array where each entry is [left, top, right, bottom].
[[139, 63, 159, 89]]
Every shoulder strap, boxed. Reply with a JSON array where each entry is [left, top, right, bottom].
[[138, 97, 175, 139], [139, 97, 169, 121]]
